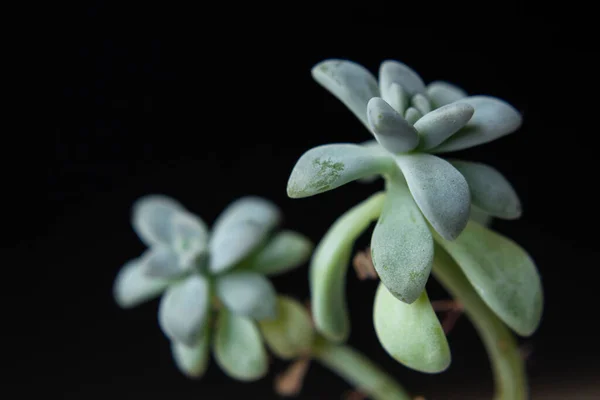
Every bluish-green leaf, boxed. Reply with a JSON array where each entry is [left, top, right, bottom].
[[382, 82, 408, 115], [171, 321, 211, 378], [411, 93, 431, 115], [213, 310, 268, 381], [395, 153, 470, 240], [242, 230, 313, 276], [258, 295, 314, 359], [434, 221, 543, 336], [216, 272, 277, 320], [113, 258, 169, 308], [373, 283, 451, 373], [371, 174, 433, 303], [426, 81, 467, 108], [287, 144, 394, 199], [470, 205, 493, 227], [431, 96, 522, 153], [131, 195, 185, 246], [449, 160, 522, 220], [379, 60, 426, 98], [310, 192, 386, 342], [170, 210, 209, 267], [140, 247, 183, 278], [366, 97, 419, 154], [404, 107, 422, 125], [414, 103, 475, 150]]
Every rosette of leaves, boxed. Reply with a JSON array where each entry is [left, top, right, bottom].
[[113, 195, 313, 380], [288, 59, 543, 374]]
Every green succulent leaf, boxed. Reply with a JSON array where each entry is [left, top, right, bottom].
[[414, 103, 475, 150], [131, 195, 186, 247], [213, 310, 268, 381], [258, 295, 314, 359], [171, 321, 211, 378], [404, 107, 422, 125], [449, 160, 522, 220], [366, 97, 419, 154], [310, 192, 386, 342], [312, 59, 380, 127], [373, 283, 451, 373], [434, 221, 543, 336], [431, 96, 522, 153], [426, 81, 467, 108], [158, 275, 211, 346], [379, 60, 426, 98], [395, 153, 470, 241], [241, 230, 313, 276], [469, 205, 493, 227], [208, 197, 281, 274], [411, 93, 432, 115], [215, 272, 277, 320], [287, 144, 394, 199], [371, 174, 433, 304], [113, 258, 170, 308], [140, 247, 183, 278], [170, 210, 209, 267], [383, 82, 408, 115]]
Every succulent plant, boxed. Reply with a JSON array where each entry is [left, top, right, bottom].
[[113, 195, 313, 380]]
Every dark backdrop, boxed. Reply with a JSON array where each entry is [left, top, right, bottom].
[[24, 2, 598, 399]]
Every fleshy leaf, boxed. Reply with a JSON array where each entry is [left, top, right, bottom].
[[241, 230, 313, 276], [215, 272, 277, 320], [431, 96, 523, 153], [287, 144, 395, 199], [366, 97, 419, 154], [414, 103, 475, 150], [312, 59, 380, 127], [395, 153, 470, 240], [382, 82, 408, 115], [310, 192, 386, 342], [140, 247, 183, 278], [131, 195, 185, 246], [113, 258, 169, 308], [449, 160, 522, 219], [209, 197, 281, 274], [373, 283, 451, 373], [171, 322, 211, 378], [158, 275, 210, 346], [213, 310, 268, 381], [258, 295, 314, 359], [411, 93, 431, 115], [470, 205, 493, 227], [371, 174, 433, 303], [171, 211, 209, 268], [426, 81, 467, 108], [404, 107, 422, 125], [379, 60, 426, 98], [434, 221, 543, 336]]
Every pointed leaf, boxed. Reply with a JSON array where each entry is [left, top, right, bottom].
[[242, 230, 313, 276], [287, 144, 395, 199], [310, 192, 386, 342], [379, 60, 426, 98], [213, 310, 268, 381], [414, 103, 475, 150], [396, 154, 470, 240], [312, 59, 380, 127], [431, 96, 523, 153], [113, 258, 169, 308], [411, 93, 431, 115], [140, 247, 183, 278], [158, 275, 210, 346], [434, 221, 543, 336], [374, 283, 451, 373], [449, 160, 522, 219], [215, 272, 277, 320], [382, 82, 408, 114], [209, 197, 281, 273], [366, 97, 419, 154], [258, 295, 314, 359], [404, 107, 422, 125], [426, 81, 467, 108], [171, 210, 209, 268], [371, 174, 433, 303], [131, 195, 185, 246], [171, 322, 211, 378]]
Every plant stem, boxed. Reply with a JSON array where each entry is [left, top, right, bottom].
[[431, 244, 527, 400], [312, 335, 413, 400]]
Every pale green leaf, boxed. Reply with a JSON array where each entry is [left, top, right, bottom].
[[170, 210, 209, 268], [404, 107, 422, 125], [379, 60, 426, 98], [382, 82, 408, 115], [426, 81, 467, 108], [113, 258, 169, 308], [242, 230, 313, 276], [414, 103, 475, 150], [131, 195, 185, 246], [366, 97, 419, 154], [140, 247, 183, 278], [411, 93, 431, 115], [470, 205, 493, 227], [215, 272, 277, 320], [171, 322, 211, 378]]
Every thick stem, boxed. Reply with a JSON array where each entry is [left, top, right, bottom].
[[431, 244, 527, 400], [312, 336, 412, 400]]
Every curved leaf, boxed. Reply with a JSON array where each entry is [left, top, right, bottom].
[[171, 210, 209, 268], [113, 258, 169, 308], [411, 93, 431, 115], [434, 221, 543, 336], [383, 82, 408, 114], [449, 160, 522, 220], [373, 283, 451, 373], [414, 103, 475, 150], [209, 197, 281, 273], [131, 195, 185, 246], [312, 59, 380, 127], [395, 153, 470, 240], [158, 275, 210, 346], [426, 81, 467, 108], [215, 272, 277, 320], [371, 174, 433, 303], [404, 107, 422, 125], [171, 322, 211, 378], [470, 205, 493, 227], [366, 97, 419, 154], [310, 192, 386, 342], [140, 246, 183, 278], [379, 60, 426, 98], [242, 230, 313, 276], [287, 144, 395, 199], [213, 310, 268, 381], [258, 295, 314, 359], [431, 96, 522, 153]]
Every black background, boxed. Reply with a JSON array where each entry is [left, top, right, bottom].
[[21, 1, 599, 398]]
